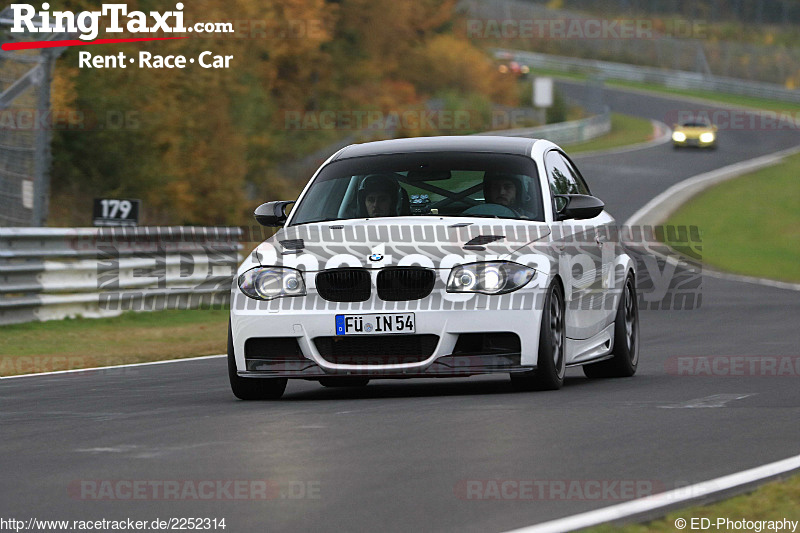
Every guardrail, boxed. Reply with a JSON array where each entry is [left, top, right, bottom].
[[496, 49, 800, 104], [1, 86, 612, 326], [481, 105, 611, 144], [0, 226, 241, 325]]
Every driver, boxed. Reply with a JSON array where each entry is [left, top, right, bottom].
[[485, 176, 518, 208], [358, 174, 403, 218], [483, 172, 532, 217]]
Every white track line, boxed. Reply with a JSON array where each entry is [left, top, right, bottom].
[[504, 453, 800, 533], [0, 354, 225, 380], [574, 119, 672, 159], [625, 145, 800, 229], [624, 144, 800, 292]]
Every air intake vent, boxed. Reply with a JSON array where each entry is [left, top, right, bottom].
[[464, 235, 505, 246], [244, 337, 303, 360], [314, 335, 439, 365]]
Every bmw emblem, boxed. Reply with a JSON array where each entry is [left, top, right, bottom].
[[369, 253, 383, 262]]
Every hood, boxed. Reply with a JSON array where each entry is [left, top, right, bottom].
[[253, 217, 551, 272], [676, 125, 715, 137]]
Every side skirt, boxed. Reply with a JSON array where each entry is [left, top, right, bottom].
[[565, 323, 615, 367]]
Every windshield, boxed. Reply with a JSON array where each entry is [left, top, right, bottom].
[[289, 152, 544, 225]]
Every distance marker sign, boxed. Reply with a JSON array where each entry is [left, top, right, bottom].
[[93, 198, 140, 227]]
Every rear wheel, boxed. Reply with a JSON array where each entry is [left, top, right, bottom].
[[510, 280, 566, 391], [319, 377, 370, 388], [583, 272, 639, 378], [228, 322, 287, 400]]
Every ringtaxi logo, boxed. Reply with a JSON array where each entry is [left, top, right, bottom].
[[5, 3, 235, 69], [10, 3, 192, 41]]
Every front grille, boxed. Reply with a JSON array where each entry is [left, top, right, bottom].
[[314, 334, 439, 365], [316, 268, 371, 302], [377, 267, 435, 301]]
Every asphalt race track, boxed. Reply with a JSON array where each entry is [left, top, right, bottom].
[[2, 85, 799, 532]]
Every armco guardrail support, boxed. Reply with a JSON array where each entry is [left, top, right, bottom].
[[478, 106, 611, 144], [0, 226, 242, 325]]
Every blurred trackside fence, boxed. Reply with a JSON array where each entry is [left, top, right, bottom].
[[0, 227, 241, 325], [481, 105, 611, 144], [279, 102, 612, 184], [495, 49, 800, 104], [0, 104, 614, 327], [0, 6, 74, 227]]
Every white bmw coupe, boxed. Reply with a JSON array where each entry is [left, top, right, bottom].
[[229, 136, 639, 399]]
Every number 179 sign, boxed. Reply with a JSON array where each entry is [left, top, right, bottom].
[[93, 198, 140, 227]]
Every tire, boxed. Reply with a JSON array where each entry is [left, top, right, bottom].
[[510, 280, 566, 391], [583, 272, 639, 379], [228, 322, 287, 400], [319, 377, 370, 388]]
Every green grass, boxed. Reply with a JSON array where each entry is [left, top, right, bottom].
[[0, 309, 228, 376], [663, 152, 800, 283], [607, 79, 800, 114], [566, 113, 655, 153], [583, 473, 800, 533], [531, 68, 800, 113]]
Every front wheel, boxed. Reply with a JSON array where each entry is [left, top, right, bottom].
[[583, 272, 639, 378], [228, 322, 287, 400], [510, 280, 566, 391]]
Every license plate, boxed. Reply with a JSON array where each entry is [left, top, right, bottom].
[[335, 313, 415, 335]]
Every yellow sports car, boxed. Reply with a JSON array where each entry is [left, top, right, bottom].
[[672, 118, 718, 149]]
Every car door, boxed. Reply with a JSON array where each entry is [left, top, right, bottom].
[[544, 150, 613, 340], [561, 153, 618, 325]]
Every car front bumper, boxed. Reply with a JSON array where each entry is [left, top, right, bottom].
[[230, 288, 545, 379], [673, 136, 716, 148]]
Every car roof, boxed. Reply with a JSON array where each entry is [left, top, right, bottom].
[[679, 120, 711, 126], [333, 136, 539, 160]]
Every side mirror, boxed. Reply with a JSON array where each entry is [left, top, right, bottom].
[[254, 201, 295, 227], [554, 194, 604, 220]]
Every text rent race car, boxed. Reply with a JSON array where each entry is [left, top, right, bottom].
[[229, 136, 639, 400]]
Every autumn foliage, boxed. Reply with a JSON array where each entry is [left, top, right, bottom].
[[48, 0, 517, 226]]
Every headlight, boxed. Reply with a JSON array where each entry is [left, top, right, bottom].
[[699, 132, 715, 143], [238, 266, 306, 300], [446, 261, 536, 295], [672, 131, 687, 142]]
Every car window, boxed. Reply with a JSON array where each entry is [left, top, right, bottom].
[[561, 155, 591, 195], [288, 152, 544, 225]]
